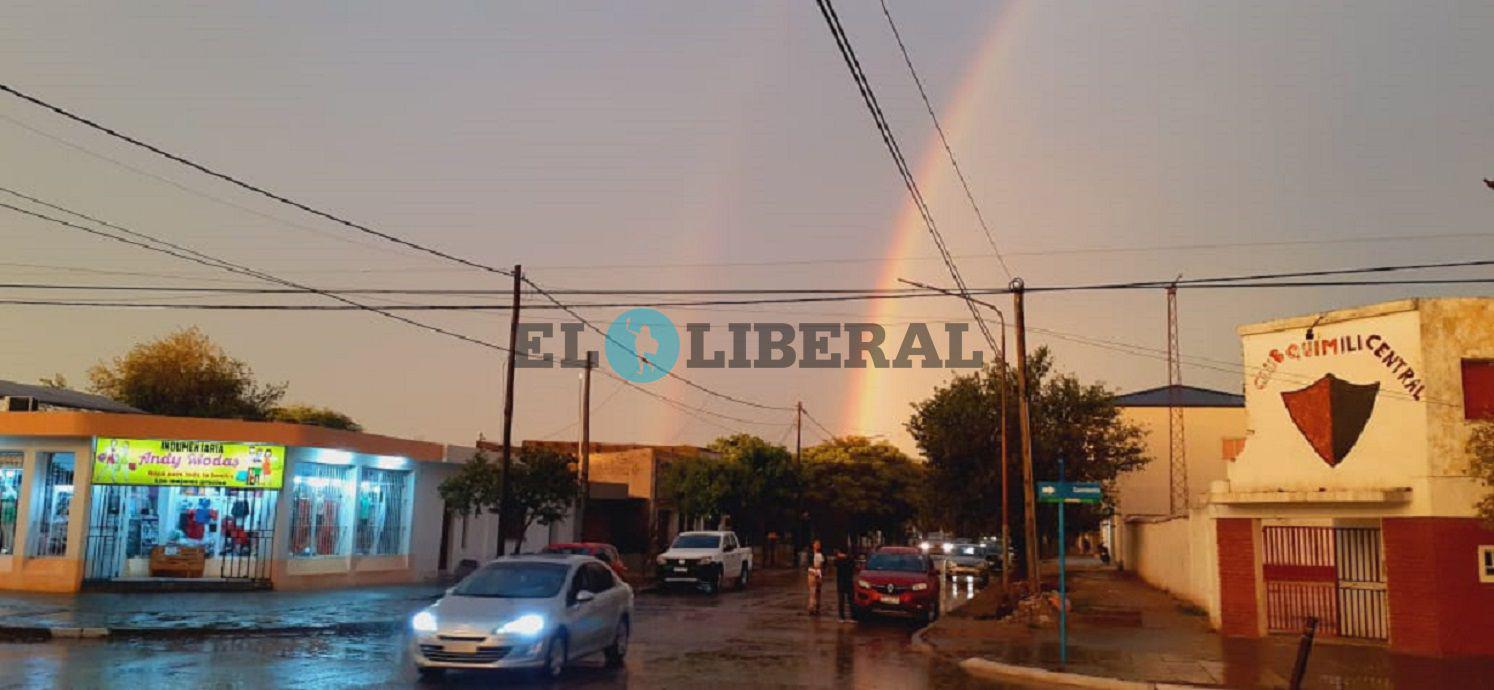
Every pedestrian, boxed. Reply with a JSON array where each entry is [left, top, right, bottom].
[[806, 539, 825, 615], [834, 548, 856, 622]]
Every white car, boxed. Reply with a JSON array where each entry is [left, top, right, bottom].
[[409, 554, 633, 680], [655, 530, 752, 593]]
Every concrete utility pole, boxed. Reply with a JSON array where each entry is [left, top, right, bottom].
[[1166, 283, 1187, 517], [498, 264, 522, 555], [575, 351, 594, 542], [1012, 278, 1040, 594]]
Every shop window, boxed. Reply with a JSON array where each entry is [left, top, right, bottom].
[[1, 451, 21, 555], [289, 463, 352, 558], [355, 468, 410, 556], [29, 453, 74, 557], [1464, 360, 1494, 420]]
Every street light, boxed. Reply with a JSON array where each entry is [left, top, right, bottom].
[[897, 278, 1012, 592]]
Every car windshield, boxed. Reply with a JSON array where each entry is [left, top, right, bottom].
[[865, 553, 926, 572], [452, 562, 569, 599], [672, 534, 721, 549], [543, 546, 594, 556]]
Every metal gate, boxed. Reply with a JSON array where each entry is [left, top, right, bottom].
[[84, 485, 278, 584], [1262, 526, 1388, 640]]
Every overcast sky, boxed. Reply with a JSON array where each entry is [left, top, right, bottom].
[[2, 1, 1490, 452]]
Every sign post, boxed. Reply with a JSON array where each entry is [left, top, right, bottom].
[[1037, 468, 1102, 667]]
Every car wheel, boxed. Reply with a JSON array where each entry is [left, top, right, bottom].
[[541, 631, 568, 680], [703, 569, 721, 594], [604, 618, 630, 667], [737, 564, 749, 590]]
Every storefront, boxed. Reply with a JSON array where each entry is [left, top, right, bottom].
[[0, 411, 448, 592]]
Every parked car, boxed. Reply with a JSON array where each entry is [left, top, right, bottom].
[[851, 546, 941, 624], [409, 554, 632, 680], [542, 542, 629, 578], [655, 530, 752, 594]]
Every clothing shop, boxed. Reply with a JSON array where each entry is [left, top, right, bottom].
[[0, 411, 450, 592]]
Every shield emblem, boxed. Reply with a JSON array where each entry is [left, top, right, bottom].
[[1280, 374, 1379, 467]]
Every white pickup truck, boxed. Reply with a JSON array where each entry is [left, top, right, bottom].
[[655, 530, 752, 594]]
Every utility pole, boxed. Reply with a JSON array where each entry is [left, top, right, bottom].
[[497, 264, 522, 556], [1012, 278, 1041, 595], [795, 400, 803, 568], [1166, 283, 1187, 516], [997, 324, 1011, 593], [575, 351, 593, 542]]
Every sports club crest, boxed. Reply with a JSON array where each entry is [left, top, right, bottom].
[[1280, 374, 1379, 467]]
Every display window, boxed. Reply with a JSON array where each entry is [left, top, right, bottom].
[[355, 468, 410, 556], [1, 451, 21, 556], [28, 452, 74, 557], [289, 463, 353, 557], [84, 484, 278, 580]]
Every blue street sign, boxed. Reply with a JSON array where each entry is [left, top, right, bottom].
[[1037, 481, 1103, 504]]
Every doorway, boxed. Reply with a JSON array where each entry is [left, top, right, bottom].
[[84, 484, 278, 585]]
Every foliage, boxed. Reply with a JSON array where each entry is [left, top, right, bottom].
[[1470, 422, 1494, 528], [907, 347, 1147, 563], [659, 434, 800, 544], [38, 374, 69, 389], [801, 436, 924, 551], [439, 446, 579, 554], [270, 404, 362, 432], [87, 327, 285, 420]]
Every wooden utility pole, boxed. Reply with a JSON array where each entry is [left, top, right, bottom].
[[997, 323, 1011, 592], [575, 352, 594, 541], [497, 264, 522, 555], [795, 401, 803, 463], [1012, 278, 1040, 594]]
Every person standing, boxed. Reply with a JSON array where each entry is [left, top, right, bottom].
[[834, 548, 857, 622], [806, 539, 825, 615]]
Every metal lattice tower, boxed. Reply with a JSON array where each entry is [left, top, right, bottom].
[[1166, 284, 1188, 516]]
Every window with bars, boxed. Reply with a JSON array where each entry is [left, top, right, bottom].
[[1, 451, 22, 556], [288, 463, 352, 557], [355, 468, 410, 556], [29, 453, 74, 557]]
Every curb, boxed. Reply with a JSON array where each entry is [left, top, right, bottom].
[[0, 619, 404, 642], [909, 624, 935, 655], [959, 658, 1209, 690]]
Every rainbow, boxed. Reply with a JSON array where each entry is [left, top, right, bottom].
[[845, 1, 1030, 452]]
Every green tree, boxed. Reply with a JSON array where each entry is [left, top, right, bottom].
[[801, 436, 924, 551], [87, 327, 285, 420], [907, 347, 1147, 568], [38, 373, 69, 389], [659, 454, 741, 528], [439, 446, 579, 554], [270, 404, 362, 432], [1470, 422, 1494, 527], [659, 434, 800, 545]]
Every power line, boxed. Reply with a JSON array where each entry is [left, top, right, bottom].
[[800, 407, 839, 441], [814, 0, 1001, 366], [878, 0, 1012, 281]]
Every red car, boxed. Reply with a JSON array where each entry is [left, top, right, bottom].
[[541, 542, 629, 578], [852, 546, 941, 623]]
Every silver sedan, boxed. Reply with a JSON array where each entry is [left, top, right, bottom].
[[409, 554, 633, 680]]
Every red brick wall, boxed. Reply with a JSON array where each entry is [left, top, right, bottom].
[[1217, 518, 1261, 637], [1384, 517, 1494, 657]]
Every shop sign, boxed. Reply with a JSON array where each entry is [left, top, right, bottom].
[[93, 438, 285, 489], [0, 451, 21, 469]]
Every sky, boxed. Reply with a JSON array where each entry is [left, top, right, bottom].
[[1, 1, 1490, 454]]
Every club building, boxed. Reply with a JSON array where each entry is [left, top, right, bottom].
[[1209, 297, 1494, 657], [0, 409, 458, 592]]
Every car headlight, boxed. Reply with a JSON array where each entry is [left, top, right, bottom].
[[857, 579, 870, 588], [912, 583, 929, 591], [496, 614, 546, 637], [942, 543, 955, 553], [411, 610, 438, 633], [697, 556, 714, 564], [918, 541, 931, 552]]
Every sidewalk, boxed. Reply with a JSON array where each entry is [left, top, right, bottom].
[[0, 584, 445, 640], [921, 561, 1494, 689]]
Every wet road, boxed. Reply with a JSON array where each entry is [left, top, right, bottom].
[[0, 571, 1030, 689]]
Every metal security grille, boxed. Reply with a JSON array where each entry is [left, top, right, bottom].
[[1262, 526, 1387, 640], [29, 454, 74, 557], [355, 468, 409, 556], [83, 485, 278, 584], [217, 488, 278, 581]]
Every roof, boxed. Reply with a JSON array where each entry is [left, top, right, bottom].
[[0, 380, 143, 414], [1113, 384, 1244, 409], [0, 411, 444, 461]]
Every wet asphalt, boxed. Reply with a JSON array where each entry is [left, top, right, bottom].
[[0, 571, 1034, 689]]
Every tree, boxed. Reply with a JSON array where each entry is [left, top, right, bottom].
[[269, 404, 362, 432], [87, 327, 285, 420], [439, 446, 579, 554], [907, 347, 1147, 568], [38, 374, 69, 389], [801, 436, 924, 551], [1470, 422, 1494, 527], [659, 434, 800, 545]]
